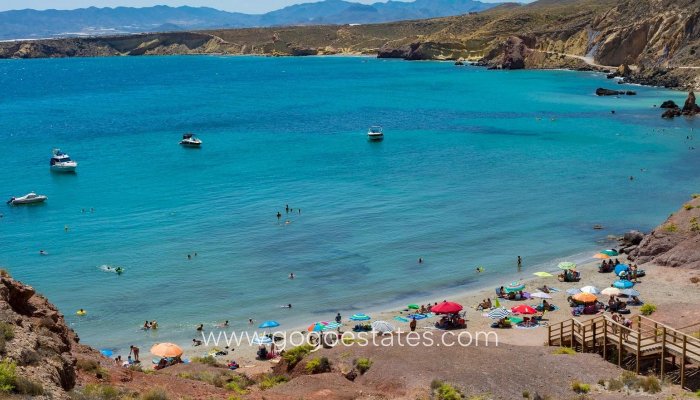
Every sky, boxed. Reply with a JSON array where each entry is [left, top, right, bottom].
[[0, 0, 513, 13]]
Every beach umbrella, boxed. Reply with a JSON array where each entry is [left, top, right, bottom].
[[614, 264, 630, 276], [613, 280, 634, 289], [258, 320, 280, 329], [533, 272, 554, 278], [511, 305, 537, 315], [504, 282, 525, 293], [558, 262, 577, 270], [580, 285, 600, 294], [307, 322, 331, 332], [566, 288, 582, 296], [407, 304, 419, 310], [530, 291, 552, 299], [431, 301, 463, 314], [252, 336, 273, 345], [601, 249, 619, 256], [487, 308, 511, 320], [323, 322, 341, 329], [371, 321, 394, 333], [601, 287, 621, 296], [572, 292, 597, 304], [349, 313, 371, 321], [99, 349, 113, 357], [593, 253, 611, 259], [150, 343, 184, 358], [621, 288, 640, 297]]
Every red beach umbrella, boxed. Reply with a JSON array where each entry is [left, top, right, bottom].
[[511, 305, 537, 315], [431, 301, 463, 314]]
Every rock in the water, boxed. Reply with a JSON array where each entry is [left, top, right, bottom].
[[682, 91, 700, 115], [662, 108, 682, 118], [625, 90, 636, 95], [596, 88, 623, 96], [660, 100, 678, 108]]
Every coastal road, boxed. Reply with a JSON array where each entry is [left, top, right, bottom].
[[540, 50, 616, 70]]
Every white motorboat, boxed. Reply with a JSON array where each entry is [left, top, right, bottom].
[[180, 133, 202, 147], [7, 192, 47, 205], [50, 149, 78, 172], [367, 126, 384, 141]]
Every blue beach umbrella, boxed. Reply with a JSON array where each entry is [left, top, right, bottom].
[[614, 264, 630, 276], [323, 322, 341, 329], [613, 280, 634, 289], [349, 313, 371, 321], [252, 336, 273, 345], [258, 320, 280, 329], [99, 349, 113, 357], [505, 282, 525, 293]]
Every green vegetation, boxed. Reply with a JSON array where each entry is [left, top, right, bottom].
[[691, 276, 700, 284], [258, 374, 288, 390], [281, 344, 315, 368], [354, 357, 373, 374], [684, 204, 695, 211], [191, 355, 221, 366], [177, 370, 250, 389], [640, 303, 657, 316], [522, 390, 530, 398], [141, 388, 169, 400], [76, 358, 109, 379], [571, 381, 590, 394], [639, 376, 661, 394], [70, 384, 124, 400], [691, 193, 700, 199], [431, 380, 462, 400], [0, 359, 17, 393], [552, 347, 576, 355], [304, 357, 331, 374], [663, 223, 678, 233], [691, 217, 699, 232], [14, 375, 44, 395], [604, 372, 662, 393], [0, 321, 15, 353]]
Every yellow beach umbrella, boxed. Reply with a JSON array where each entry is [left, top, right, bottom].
[[593, 253, 610, 259], [533, 272, 553, 278], [150, 343, 183, 358]]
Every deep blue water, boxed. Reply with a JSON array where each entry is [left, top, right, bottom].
[[0, 56, 697, 352]]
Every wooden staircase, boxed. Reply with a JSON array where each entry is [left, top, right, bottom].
[[548, 315, 700, 389]]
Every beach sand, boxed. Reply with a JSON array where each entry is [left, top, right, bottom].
[[179, 255, 700, 369]]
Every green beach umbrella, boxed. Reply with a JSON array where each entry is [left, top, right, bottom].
[[558, 261, 577, 270], [533, 272, 554, 278], [407, 304, 419, 310], [494, 298, 501, 308], [601, 249, 619, 256], [505, 282, 525, 293]]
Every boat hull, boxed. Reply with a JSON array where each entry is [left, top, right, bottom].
[[9, 197, 47, 205], [180, 141, 202, 148], [50, 164, 77, 172], [367, 134, 384, 141]]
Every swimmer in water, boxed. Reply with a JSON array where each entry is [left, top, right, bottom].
[[289, 272, 295, 279], [39, 250, 47, 255], [277, 212, 282, 220], [196, 324, 204, 331], [187, 254, 192, 260], [418, 257, 423, 264]]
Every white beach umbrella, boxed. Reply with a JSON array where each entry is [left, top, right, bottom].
[[601, 287, 621, 296], [580, 285, 601, 294], [621, 288, 640, 297], [530, 291, 552, 299], [566, 288, 581, 296], [371, 320, 394, 333]]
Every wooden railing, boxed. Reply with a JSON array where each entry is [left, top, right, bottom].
[[548, 315, 700, 389]]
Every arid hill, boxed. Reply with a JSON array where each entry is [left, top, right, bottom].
[[0, 0, 698, 89]]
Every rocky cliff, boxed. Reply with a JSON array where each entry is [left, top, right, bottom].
[[0, 271, 78, 399], [630, 196, 700, 270], [0, 0, 698, 89]]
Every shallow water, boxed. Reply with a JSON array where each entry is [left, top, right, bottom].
[[0, 56, 697, 353]]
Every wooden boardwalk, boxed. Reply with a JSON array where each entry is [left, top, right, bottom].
[[548, 315, 700, 389]]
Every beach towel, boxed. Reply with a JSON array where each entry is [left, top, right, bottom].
[[394, 316, 409, 323]]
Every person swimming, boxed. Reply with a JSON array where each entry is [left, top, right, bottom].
[[39, 250, 47, 255], [196, 324, 204, 331], [418, 257, 423, 264], [289, 272, 295, 279], [281, 304, 292, 308]]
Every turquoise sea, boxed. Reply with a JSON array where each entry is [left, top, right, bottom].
[[0, 56, 698, 353]]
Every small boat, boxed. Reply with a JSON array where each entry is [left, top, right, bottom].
[[50, 149, 78, 172], [180, 133, 202, 147], [7, 192, 47, 205], [367, 126, 384, 141]]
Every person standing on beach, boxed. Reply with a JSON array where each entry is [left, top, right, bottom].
[[129, 345, 140, 362], [409, 317, 417, 332]]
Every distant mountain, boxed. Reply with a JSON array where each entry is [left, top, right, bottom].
[[0, 0, 499, 40]]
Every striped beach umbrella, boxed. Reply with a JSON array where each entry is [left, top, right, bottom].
[[371, 320, 394, 333], [252, 336, 273, 345], [487, 308, 511, 320], [505, 282, 525, 293], [349, 313, 371, 321], [323, 322, 341, 329]]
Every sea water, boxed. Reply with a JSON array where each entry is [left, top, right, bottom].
[[0, 56, 697, 352]]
